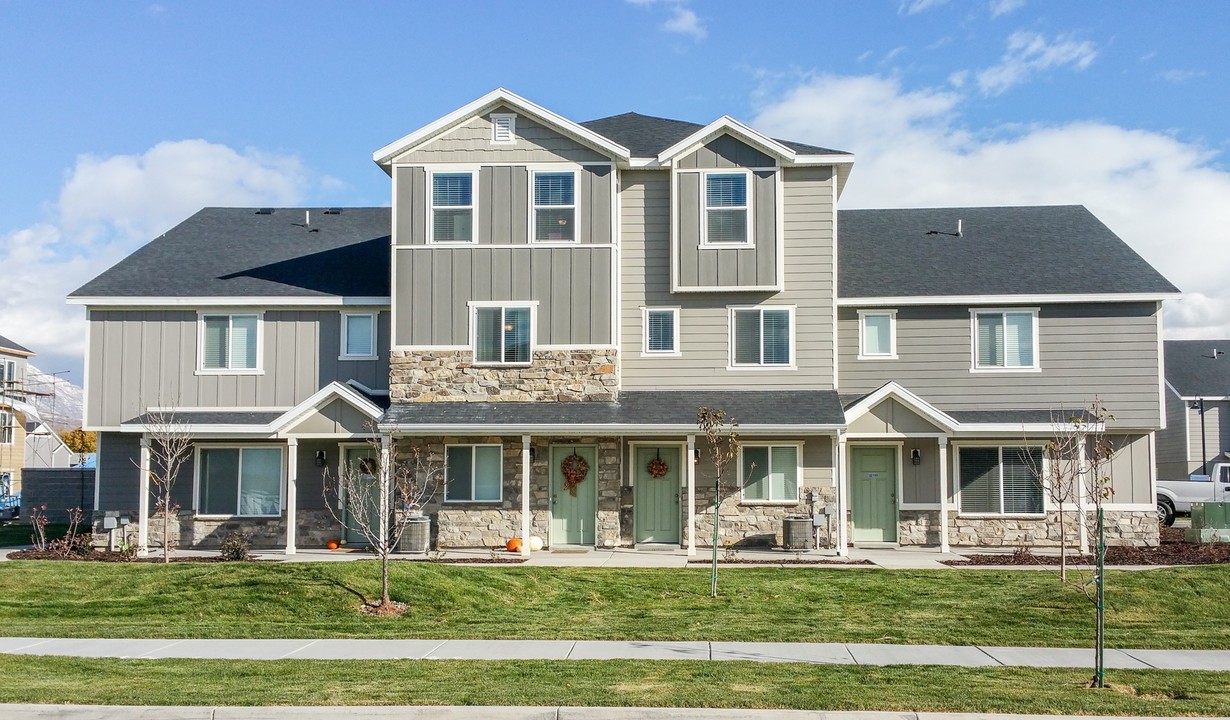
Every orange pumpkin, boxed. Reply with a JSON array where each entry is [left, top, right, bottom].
[[506, 537, 523, 552], [326, 539, 340, 550]]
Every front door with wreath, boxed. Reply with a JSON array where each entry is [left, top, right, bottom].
[[549, 445, 597, 546], [634, 445, 681, 543]]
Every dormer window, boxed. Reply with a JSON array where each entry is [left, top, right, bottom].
[[491, 113, 516, 144], [703, 172, 750, 245]]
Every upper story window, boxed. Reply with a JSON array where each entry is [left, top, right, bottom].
[[741, 444, 800, 502], [731, 307, 792, 367], [197, 446, 283, 517], [341, 312, 376, 360], [200, 313, 260, 373], [643, 307, 679, 355], [0, 410, 13, 445], [431, 172, 474, 243], [490, 113, 516, 144], [532, 171, 576, 243], [858, 310, 897, 360], [973, 309, 1038, 371], [473, 304, 533, 365], [704, 172, 749, 245], [445, 444, 503, 502], [958, 445, 1043, 516]]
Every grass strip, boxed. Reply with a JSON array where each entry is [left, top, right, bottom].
[[0, 657, 1226, 715]]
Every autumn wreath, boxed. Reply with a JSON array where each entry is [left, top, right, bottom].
[[561, 453, 590, 496], [646, 457, 669, 479]]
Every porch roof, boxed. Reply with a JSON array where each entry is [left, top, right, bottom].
[[123, 410, 284, 427], [379, 390, 846, 434]]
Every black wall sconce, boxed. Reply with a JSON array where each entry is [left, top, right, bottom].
[[694, 448, 701, 463], [529, 446, 537, 462], [315, 450, 327, 468], [911, 448, 922, 466]]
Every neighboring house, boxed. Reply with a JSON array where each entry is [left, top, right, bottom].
[[71, 89, 1179, 555], [0, 333, 36, 496], [25, 421, 74, 469], [1156, 340, 1230, 480]]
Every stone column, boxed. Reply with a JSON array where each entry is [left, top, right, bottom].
[[285, 438, 298, 555], [686, 434, 697, 556], [520, 435, 531, 557], [836, 432, 848, 557], [137, 435, 150, 558], [938, 436, 950, 553]]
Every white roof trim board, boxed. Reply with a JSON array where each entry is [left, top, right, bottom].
[[656, 115, 856, 166], [837, 292, 1180, 307]]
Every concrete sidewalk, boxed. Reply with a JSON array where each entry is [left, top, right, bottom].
[[3, 636, 1228, 670]]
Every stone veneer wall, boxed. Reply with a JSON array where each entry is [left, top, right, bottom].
[[691, 482, 837, 549], [92, 509, 338, 551], [389, 350, 619, 402], [897, 510, 1159, 547]]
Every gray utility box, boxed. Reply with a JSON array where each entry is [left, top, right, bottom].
[[399, 516, 431, 554], [782, 515, 813, 550]]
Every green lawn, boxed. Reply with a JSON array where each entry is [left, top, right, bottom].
[[0, 657, 1226, 715], [0, 522, 69, 547], [1, 561, 1228, 648]]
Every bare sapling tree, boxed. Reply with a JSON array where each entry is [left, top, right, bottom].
[[697, 406, 739, 599], [1024, 408, 1086, 581], [135, 407, 193, 563], [323, 430, 442, 611]]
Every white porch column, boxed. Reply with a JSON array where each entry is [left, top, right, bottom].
[[137, 435, 151, 558], [938, 436, 950, 554], [520, 435, 531, 557], [284, 438, 298, 555], [379, 434, 391, 555], [836, 432, 848, 557], [686, 434, 697, 557]]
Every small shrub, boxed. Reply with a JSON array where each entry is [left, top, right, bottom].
[[218, 532, 251, 561]]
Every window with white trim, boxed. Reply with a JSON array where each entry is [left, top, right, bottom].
[[958, 446, 1043, 515], [741, 445, 799, 502], [198, 446, 283, 516], [532, 171, 575, 242], [704, 172, 749, 244], [974, 310, 1036, 369], [644, 308, 679, 354], [731, 308, 791, 366], [859, 311, 896, 358], [445, 444, 502, 502], [201, 314, 259, 371], [431, 172, 474, 243], [341, 312, 376, 359], [491, 113, 516, 144], [0, 410, 13, 445], [474, 305, 532, 364]]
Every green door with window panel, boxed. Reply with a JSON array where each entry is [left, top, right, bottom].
[[342, 446, 379, 545], [851, 446, 897, 543], [550, 445, 597, 546], [634, 446, 681, 543]]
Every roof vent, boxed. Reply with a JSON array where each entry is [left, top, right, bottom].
[[324, 208, 342, 215], [255, 208, 274, 215], [925, 218, 962, 238]]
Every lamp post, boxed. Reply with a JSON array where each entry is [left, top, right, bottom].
[[1192, 398, 1207, 477]]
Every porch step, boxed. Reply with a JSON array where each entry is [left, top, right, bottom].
[[634, 543, 680, 552], [549, 545, 591, 554]]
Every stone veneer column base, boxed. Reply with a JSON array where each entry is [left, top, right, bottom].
[[895, 509, 1159, 548]]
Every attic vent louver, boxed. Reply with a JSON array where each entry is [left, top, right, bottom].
[[255, 208, 274, 215], [324, 208, 342, 215], [491, 113, 516, 144]]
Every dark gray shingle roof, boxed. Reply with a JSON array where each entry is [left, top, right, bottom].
[[580, 112, 848, 158], [1165, 340, 1230, 397], [71, 207, 391, 298], [381, 391, 845, 429], [946, 409, 1071, 425], [0, 334, 33, 356], [837, 205, 1178, 299], [124, 410, 284, 426]]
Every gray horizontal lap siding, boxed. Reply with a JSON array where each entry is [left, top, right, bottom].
[[394, 247, 614, 347], [87, 310, 390, 429], [620, 167, 835, 390], [1154, 388, 1188, 479], [1187, 400, 1228, 475], [836, 303, 1163, 428], [391, 106, 610, 165]]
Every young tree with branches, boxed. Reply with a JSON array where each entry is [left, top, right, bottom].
[[697, 406, 739, 599], [134, 408, 193, 563]]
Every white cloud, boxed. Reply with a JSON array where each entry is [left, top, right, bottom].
[[900, 0, 949, 15], [751, 74, 1230, 339], [662, 5, 706, 40], [1158, 69, 1205, 84], [0, 140, 312, 364], [975, 31, 1098, 95], [989, 0, 1025, 18]]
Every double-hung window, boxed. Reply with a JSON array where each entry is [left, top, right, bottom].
[[201, 314, 259, 372], [474, 305, 532, 365], [859, 310, 896, 359], [644, 307, 679, 354], [532, 171, 575, 242], [445, 444, 502, 502], [704, 172, 749, 245], [198, 446, 283, 516], [0, 410, 13, 445], [431, 172, 474, 243], [741, 445, 800, 502], [974, 310, 1037, 370], [731, 307, 792, 366], [958, 446, 1043, 515], [340, 312, 376, 359]]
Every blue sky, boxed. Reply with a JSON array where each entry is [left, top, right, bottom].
[[1, 0, 1228, 388]]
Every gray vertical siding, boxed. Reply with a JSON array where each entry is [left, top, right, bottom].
[[1155, 387, 1189, 479], [675, 168, 778, 290], [1187, 400, 1228, 475], [621, 166, 836, 390], [836, 303, 1163, 428], [87, 309, 390, 428], [677, 136, 775, 169], [394, 247, 613, 347], [1107, 433, 1153, 505], [391, 106, 610, 164]]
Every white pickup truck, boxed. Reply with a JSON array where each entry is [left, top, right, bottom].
[[1156, 462, 1230, 526]]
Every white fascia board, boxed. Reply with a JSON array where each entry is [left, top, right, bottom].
[[69, 296, 391, 307], [271, 381, 384, 432], [836, 292, 1182, 307], [657, 116, 797, 164], [377, 422, 845, 436], [954, 423, 1107, 435], [843, 382, 959, 432], [118, 422, 279, 437], [372, 88, 630, 166]]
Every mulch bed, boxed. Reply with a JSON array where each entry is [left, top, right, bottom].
[[428, 556, 528, 564], [945, 526, 1230, 567], [686, 558, 874, 566], [6, 550, 259, 563]]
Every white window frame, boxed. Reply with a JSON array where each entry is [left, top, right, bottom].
[[970, 308, 1040, 373], [728, 306, 796, 369], [642, 306, 680, 356], [530, 169, 579, 244], [339, 312, 378, 361], [0, 410, 13, 445], [490, 113, 516, 144], [193, 444, 285, 518], [427, 170, 477, 245], [953, 442, 1047, 518], [858, 309, 898, 360], [444, 443, 504, 503], [196, 312, 263, 375], [738, 442, 803, 504], [469, 301, 537, 367], [700, 170, 752, 247]]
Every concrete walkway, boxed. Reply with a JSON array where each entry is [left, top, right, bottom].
[[3, 636, 1227, 670]]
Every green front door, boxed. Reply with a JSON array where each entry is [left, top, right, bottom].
[[634, 446, 681, 544], [342, 445, 379, 545], [851, 446, 897, 543], [550, 445, 597, 546]]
